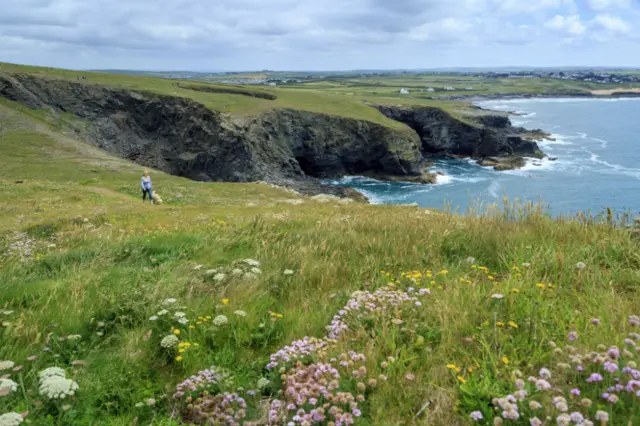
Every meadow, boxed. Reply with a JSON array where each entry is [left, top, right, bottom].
[[1, 65, 640, 425]]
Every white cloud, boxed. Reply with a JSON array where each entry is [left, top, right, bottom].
[[496, 0, 575, 13], [587, 0, 632, 11], [408, 18, 472, 42], [592, 14, 631, 33], [544, 15, 587, 35]]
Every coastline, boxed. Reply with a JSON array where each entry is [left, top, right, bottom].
[[434, 92, 640, 102]]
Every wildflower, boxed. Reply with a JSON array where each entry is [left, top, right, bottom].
[[163, 298, 177, 305], [177, 318, 188, 325], [587, 373, 603, 383], [522, 262, 531, 267], [283, 269, 294, 275], [508, 321, 518, 329], [161, 335, 179, 348], [214, 273, 227, 282], [604, 361, 618, 373], [38, 367, 66, 380], [157, 309, 168, 316], [222, 298, 230, 305], [530, 417, 542, 426], [175, 356, 183, 362], [515, 379, 525, 389], [581, 398, 592, 407], [415, 301, 422, 307], [404, 372, 416, 381], [243, 259, 261, 267], [594, 411, 609, 422], [491, 293, 504, 299], [135, 402, 144, 408], [446, 364, 457, 370], [233, 310, 248, 317], [529, 401, 542, 410], [149, 315, 158, 321], [537, 368, 551, 379], [567, 331, 578, 341], [576, 262, 586, 270], [497, 321, 504, 327], [39, 376, 79, 399], [0, 378, 18, 394], [0, 361, 15, 371], [502, 356, 510, 365], [536, 283, 546, 289], [213, 315, 228, 326], [535, 379, 552, 391], [556, 414, 571, 426], [0, 412, 23, 426], [630, 316, 640, 327], [494, 418, 504, 426], [173, 329, 180, 336], [466, 257, 476, 264], [591, 318, 601, 326], [457, 376, 467, 383], [571, 388, 581, 396], [257, 378, 270, 389], [470, 411, 483, 421]]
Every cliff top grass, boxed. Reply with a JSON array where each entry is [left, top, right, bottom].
[[2, 88, 640, 425]]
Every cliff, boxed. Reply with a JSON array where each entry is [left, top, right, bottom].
[[0, 72, 543, 198]]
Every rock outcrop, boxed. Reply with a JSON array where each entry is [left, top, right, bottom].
[[0, 73, 546, 196]]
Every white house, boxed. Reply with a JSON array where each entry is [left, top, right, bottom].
[[399, 88, 410, 94], [427, 87, 435, 92]]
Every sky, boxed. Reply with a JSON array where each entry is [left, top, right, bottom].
[[1, 0, 639, 71]]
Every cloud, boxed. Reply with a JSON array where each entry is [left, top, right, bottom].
[[545, 14, 587, 35], [0, 0, 638, 69], [586, 0, 632, 11]]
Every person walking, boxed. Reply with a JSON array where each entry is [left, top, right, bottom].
[[141, 169, 154, 203]]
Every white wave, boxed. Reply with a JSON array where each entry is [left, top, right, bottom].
[[435, 174, 453, 185], [487, 180, 501, 198], [586, 151, 640, 180], [355, 188, 385, 205], [538, 134, 574, 147]]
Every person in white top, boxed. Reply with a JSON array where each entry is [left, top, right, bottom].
[[141, 170, 153, 203]]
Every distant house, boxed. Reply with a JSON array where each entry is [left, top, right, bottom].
[[426, 87, 435, 92], [268, 82, 277, 86], [465, 87, 473, 90], [399, 88, 410, 94], [444, 86, 456, 91]]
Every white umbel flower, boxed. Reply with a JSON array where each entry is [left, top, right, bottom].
[[231, 268, 243, 276], [174, 312, 186, 318], [243, 259, 261, 267], [0, 361, 15, 371], [213, 273, 227, 282], [149, 315, 158, 321], [0, 378, 18, 393], [283, 269, 294, 275], [0, 412, 23, 426], [213, 315, 228, 326], [38, 367, 66, 380], [39, 376, 79, 399], [160, 335, 179, 349], [177, 317, 189, 325], [250, 267, 262, 275], [233, 310, 248, 317], [163, 298, 177, 305]]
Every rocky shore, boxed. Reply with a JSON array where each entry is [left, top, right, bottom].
[[0, 72, 547, 200]]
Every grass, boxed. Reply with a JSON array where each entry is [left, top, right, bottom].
[[1, 70, 640, 425]]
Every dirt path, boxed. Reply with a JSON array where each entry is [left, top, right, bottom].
[[591, 88, 640, 95]]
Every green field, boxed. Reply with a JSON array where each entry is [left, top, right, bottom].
[[1, 65, 640, 425]]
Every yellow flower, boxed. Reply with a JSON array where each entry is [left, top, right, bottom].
[[496, 321, 504, 327], [194, 343, 200, 347], [457, 376, 467, 384], [205, 316, 212, 320], [508, 321, 518, 328], [511, 288, 521, 293], [178, 349, 186, 353], [514, 273, 522, 278], [467, 367, 474, 373], [222, 298, 230, 305], [471, 265, 477, 269], [446, 364, 457, 370], [173, 329, 180, 336], [482, 320, 489, 326], [175, 356, 183, 362], [437, 270, 448, 275], [536, 283, 546, 289], [488, 276, 495, 280], [502, 356, 510, 365], [430, 280, 436, 285], [196, 321, 202, 325], [189, 326, 196, 329], [456, 367, 462, 373]]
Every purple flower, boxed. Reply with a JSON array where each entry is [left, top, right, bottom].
[[570, 412, 584, 423], [568, 331, 578, 341], [602, 393, 610, 399], [577, 365, 584, 372], [604, 361, 619, 373], [629, 315, 640, 327], [570, 388, 581, 396], [587, 373, 604, 383], [470, 411, 483, 421], [591, 318, 601, 326], [608, 347, 621, 359]]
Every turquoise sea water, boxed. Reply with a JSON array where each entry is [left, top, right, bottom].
[[328, 98, 640, 217]]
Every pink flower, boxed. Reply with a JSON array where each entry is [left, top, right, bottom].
[[568, 331, 578, 341]]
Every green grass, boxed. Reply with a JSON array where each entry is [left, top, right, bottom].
[[1, 72, 640, 426]]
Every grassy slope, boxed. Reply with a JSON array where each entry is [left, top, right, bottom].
[[1, 83, 640, 425]]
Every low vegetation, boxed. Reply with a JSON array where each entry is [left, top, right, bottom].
[[1, 66, 640, 425]]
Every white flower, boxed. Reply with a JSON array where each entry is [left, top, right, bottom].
[[595, 411, 609, 422], [163, 298, 177, 305], [415, 301, 422, 307], [233, 310, 248, 317], [491, 293, 504, 299], [145, 398, 156, 406], [213, 315, 228, 326], [149, 316, 158, 321], [0, 361, 15, 371], [243, 273, 257, 281], [250, 267, 262, 275], [39, 376, 79, 399], [521, 262, 531, 267], [157, 310, 168, 316], [231, 268, 243, 276], [66, 335, 81, 341], [135, 402, 144, 408], [0, 378, 18, 393], [529, 417, 542, 426], [213, 273, 227, 282], [174, 312, 186, 318], [177, 318, 189, 325], [205, 269, 218, 276], [193, 265, 203, 270], [160, 335, 179, 349], [38, 367, 66, 380], [576, 262, 586, 270], [243, 259, 261, 267], [257, 378, 270, 389], [466, 257, 476, 264], [0, 412, 23, 426], [283, 269, 294, 275], [1, 311, 14, 315]]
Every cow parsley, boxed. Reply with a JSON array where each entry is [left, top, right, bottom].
[[161, 335, 179, 349], [0, 361, 15, 371], [213, 315, 228, 326], [0, 378, 18, 393], [38, 367, 66, 380], [39, 376, 79, 399], [0, 412, 23, 426]]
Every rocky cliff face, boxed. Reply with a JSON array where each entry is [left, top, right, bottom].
[[374, 105, 542, 160], [0, 73, 544, 198]]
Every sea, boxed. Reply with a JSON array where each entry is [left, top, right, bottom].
[[327, 98, 640, 217]]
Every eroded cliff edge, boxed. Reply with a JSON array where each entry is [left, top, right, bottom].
[[0, 73, 545, 198]]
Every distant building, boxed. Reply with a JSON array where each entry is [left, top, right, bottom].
[[268, 82, 277, 86], [465, 87, 473, 90], [399, 88, 410, 94], [444, 86, 455, 91], [427, 87, 435, 92]]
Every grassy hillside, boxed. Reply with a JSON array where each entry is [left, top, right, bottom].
[[2, 77, 640, 425]]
